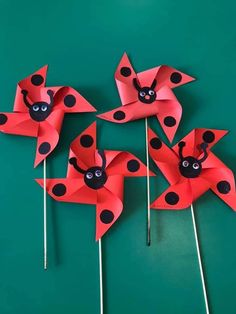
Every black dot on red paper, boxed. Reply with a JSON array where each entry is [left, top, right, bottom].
[[127, 159, 140, 172], [52, 183, 66, 196], [64, 94, 76, 107], [217, 181, 231, 194], [170, 72, 182, 84], [120, 67, 131, 77], [202, 130, 215, 143], [100, 210, 114, 224], [80, 134, 94, 147], [0, 114, 7, 125], [31, 74, 44, 86], [150, 137, 162, 149], [164, 116, 176, 127], [113, 110, 126, 121], [38, 142, 51, 154], [165, 192, 179, 205]]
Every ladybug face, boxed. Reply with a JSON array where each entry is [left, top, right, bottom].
[[29, 101, 52, 122], [179, 156, 202, 178], [138, 86, 156, 104], [69, 150, 107, 190], [21, 89, 54, 122], [84, 166, 107, 189], [133, 78, 157, 104], [178, 141, 208, 179]]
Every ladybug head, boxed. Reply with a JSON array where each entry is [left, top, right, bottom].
[[21, 89, 54, 122], [178, 141, 208, 178], [133, 78, 157, 104], [69, 150, 108, 190]]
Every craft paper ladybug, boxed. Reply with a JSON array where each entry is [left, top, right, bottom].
[[148, 127, 236, 210], [36, 122, 154, 239], [97, 53, 195, 142], [0, 65, 96, 167]]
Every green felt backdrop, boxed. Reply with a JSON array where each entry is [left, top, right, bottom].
[[0, 0, 236, 313]]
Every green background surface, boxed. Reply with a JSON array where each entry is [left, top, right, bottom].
[[0, 0, 236, 313]]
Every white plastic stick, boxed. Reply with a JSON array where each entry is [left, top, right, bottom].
[[145, 118, 151, 246], [191, 204, 209, 314], [43, 158, 47, 270], [98, 238, 103, 314]]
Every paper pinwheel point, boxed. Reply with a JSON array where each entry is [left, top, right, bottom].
[[148, 127, 236, 210], [36, 121, 154, 240], [148, 127, 236, 314], [0, 65, 96, 167], [97, 53, 195, 142]]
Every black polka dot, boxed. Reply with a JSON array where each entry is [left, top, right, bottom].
[[170, 72, 182, 84], [150, 137, 162, 149], [217, 181, 231, 194], [38, 142, 51, 154], [100, 210, 114, 224], [127, 159, 140, 172], [80, 135, 94, 147], [64, 94, 76, 107], [52, 183, 66, 196], [202, 131, 215, 143], [0, 114, 7, 125], [113, 110, 126, 121], [31, 74, 44, 86], [165, 192, 179, 205], [120, 67, 131, 77], [164, 116, 176, 127]]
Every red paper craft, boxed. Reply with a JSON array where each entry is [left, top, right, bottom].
[[0, 66, 96, 167], [36, 122, 154, 240], [148, 127, 236, 210], [97, 53, 195, 142]]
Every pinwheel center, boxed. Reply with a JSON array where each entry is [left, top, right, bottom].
[[133, 78, 157, 104], [21, 89, 54, 122], [29, 101, 53, 122], [138, 87, 156, 104], [179, 156, 202, 178], [84, 166, 108, 190]]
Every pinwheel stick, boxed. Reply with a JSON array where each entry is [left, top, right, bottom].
[[191, 204, 210, 314], [43, 159, 47, 270], [145, 118, 151, 246], [98, 238, 103, 314]]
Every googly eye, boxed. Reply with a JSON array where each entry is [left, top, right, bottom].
[[86, 172, 93, 179], [149, 90, 155, 95], [95, 170, 102, 177], [193, 163, 200, 169], [140, 91, 146, 97], [182, 160, 189, 167], [32, 105, 39, 112], [41, 105, 48, 112]]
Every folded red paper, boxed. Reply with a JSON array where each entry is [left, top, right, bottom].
[[148, 127, 236, 210], [36, 122, 154, 240], [0, 65, 96, 167], [97, 53, 195, 142]]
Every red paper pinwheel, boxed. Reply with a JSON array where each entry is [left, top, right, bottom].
[[98, 53, 195, 142], [36, 122, 153, 239], [0, 66, 96, 167], [148, 127, 236, 210]]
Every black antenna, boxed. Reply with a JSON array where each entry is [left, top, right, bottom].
[[133, 78, 141, 91], [69, 157, 86, 174], [150, 79, 157, 90], [98, 150, 106, 170], [47, 90, 54, 106], [178, 141, 186, 160], [198, 143, 208, 163], [21, 89, 32, 109]]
